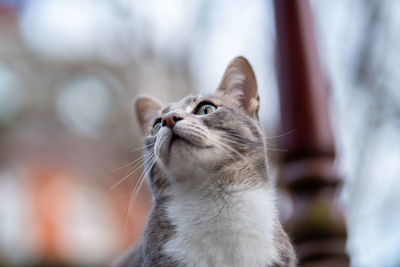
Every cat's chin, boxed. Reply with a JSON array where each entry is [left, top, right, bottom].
[[160, 137, 206, 166], [157, 140, 217, 181]]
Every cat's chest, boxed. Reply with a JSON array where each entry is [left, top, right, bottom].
[[162, 187, 279, 267]]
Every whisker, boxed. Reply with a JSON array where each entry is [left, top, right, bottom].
[[266, 148, 288, 152], [213, 133, 289, 155], [223, 137, 288, 152], [216, 130, 288, 150], [217, 128, 292, 146], [129, 142, 155, 152], [217, 131, 245, 139], [219, 131, 264, 144], [108, 161, 144, 192], [196, 72, 218, 96], [124, 156, 158, 230], [107, 155, 148, 174], [207, 136, 246, 160], [222, 138, 262, 148], [266, 129, 296, 140], [108, 152, 154, 191]]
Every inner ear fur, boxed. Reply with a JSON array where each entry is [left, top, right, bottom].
[[215, 56, 260, 119], [135, 96, 163, 135]]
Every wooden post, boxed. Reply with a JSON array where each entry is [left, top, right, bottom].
[[273, 0, 349, 266]]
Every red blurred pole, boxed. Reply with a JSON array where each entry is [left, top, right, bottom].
[[273, 0, 349, 266]]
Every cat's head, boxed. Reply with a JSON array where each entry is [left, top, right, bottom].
[[136, 56, 268, 198]]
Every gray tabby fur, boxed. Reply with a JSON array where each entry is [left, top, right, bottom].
[[114, 57, 296, 267]]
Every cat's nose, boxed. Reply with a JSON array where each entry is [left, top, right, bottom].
[[162, 112, 183, 128]]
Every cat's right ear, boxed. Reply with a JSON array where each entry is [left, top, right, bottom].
[[215, 56, 259, 119], [135, 96, 163, 135]]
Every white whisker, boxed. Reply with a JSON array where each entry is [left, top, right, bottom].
[[108, 152, 154, 191], [266, 129, 295, 140], [130, 142, 155, 152], [207, 135, 246, 160], [107, 155, 148, 175], [124, 155, 158, 230], [217, 131, 287, 151]]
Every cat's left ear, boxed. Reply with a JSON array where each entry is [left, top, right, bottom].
[[135, 96, 163, 135], [215, 56, 260, 119]]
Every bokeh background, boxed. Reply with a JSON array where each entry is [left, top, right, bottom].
[[0, 0, 399, 266]]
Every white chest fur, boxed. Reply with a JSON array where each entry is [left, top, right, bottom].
[[163, 186, 280, 267]]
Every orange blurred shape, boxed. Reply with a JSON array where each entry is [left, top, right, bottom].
[[23, 164, 151, 265], [29, 166, 68, 262]]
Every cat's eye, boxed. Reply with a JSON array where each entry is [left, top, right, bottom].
[[195, 103, 216, 116], [151, 121, 162, 135]]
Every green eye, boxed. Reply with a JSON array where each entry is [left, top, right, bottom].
[[151, 121, 162, 135], [196, 104, 216, 116]]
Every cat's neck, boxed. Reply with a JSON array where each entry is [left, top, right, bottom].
[[162, 181, 282, 267]]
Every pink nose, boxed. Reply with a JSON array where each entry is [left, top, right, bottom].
[[162, 112, 183, 128]]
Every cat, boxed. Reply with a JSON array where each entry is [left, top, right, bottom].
[[114, 56, 296, 267]]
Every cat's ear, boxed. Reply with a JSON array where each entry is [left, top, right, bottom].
[[135, 96, 163, 135], [215, 56, 259, 119]]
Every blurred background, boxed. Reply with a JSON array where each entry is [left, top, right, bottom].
[[0, 0, 399, 266]]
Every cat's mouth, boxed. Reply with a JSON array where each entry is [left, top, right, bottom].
[[170, 134, 184, 145], [168, 131, 212, 150], [156, 126, 214, 165], [169, 133, 192, 148]]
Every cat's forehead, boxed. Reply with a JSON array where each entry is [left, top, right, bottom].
[[161, 95, 201, 114]]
